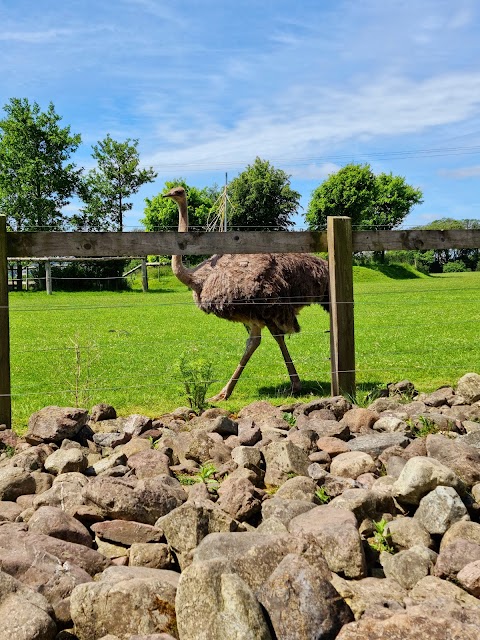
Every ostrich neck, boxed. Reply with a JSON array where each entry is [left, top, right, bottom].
[[172, 198, 198, 290]]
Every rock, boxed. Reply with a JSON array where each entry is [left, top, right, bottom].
[[340, 408, 379, 434], [175, 558, 271, 640], [457, 373, 480, 404], [0, 501, 23, 522], [289, 507, 366, 578], [230, 446, 263, 471], [216, 477, 262, 521], [193, 532, 330, 592], [123, 414, 153, 437], [91, 520, 164, 546], [348, 432, 410, 457], [316, 436, 350, 456], [129, 543, 174, 569], [257, 553, 353, 639], [90, 403, 117, 422], [426, 434, 480, 486], [126, 450, 171, 479], [44, 447, 88, 474], [457, 560, 480, 598], [380, 545, 437, 589], [26, 406, 89, 444], [238, 401, 287, 429], [409, 574, 480, 610], [0, 569, 57, 640], [157, 501, 238, 568], [393, 456, 464, 504], [385, 517, 433, 551], [335, 600, 480, 640], [273, 475, 315, 502], [262, 441, 310, 486], [0, 523, 109, 576], [83, 475, 186, 525], [328, 488, 396, 522], [262, 497, 317, 525], [440, 520, 480, 550], [71, 572, 178, 640], [237, 418, 262, 446], [329, 451, 376, 479], [0, 467, 35, 500], [286, 428, 318, 454], [27, 506, 93, 547], [434, 538, 480, 579], [414, 486, 469, 534], [373, 415, 408, 433], [33, 472, 89, 512], [331, 574, 407, 620]]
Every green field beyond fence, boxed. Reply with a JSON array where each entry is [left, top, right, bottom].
[[8, 266, 480, 432]]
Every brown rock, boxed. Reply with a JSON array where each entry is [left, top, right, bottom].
[[91, 520, 164, 545], [27, 505, 93, 547], [26, 406, 89, 444]]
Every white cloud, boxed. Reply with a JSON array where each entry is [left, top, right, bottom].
[[439, 165, 480, 178]]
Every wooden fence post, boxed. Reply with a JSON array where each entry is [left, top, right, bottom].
[[45, 260, 52, 295], [141, 259, 149, 292], [327, 216, 356, 397], [0, 217, 12, 429]]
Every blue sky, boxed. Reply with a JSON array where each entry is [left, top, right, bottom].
[[1, 0, 480, 229]]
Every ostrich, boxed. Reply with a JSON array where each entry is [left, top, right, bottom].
[[163, 185, 329, 401]]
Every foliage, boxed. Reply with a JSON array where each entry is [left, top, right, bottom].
[[31, 260, 128, 291], [282, 412, 296, 427], [142, 179, 219, 231], [315, 486, 331, 504], [417, 218, 480, 271], [2, 445, 16, 458], [369, 518, 394, 554], [306, 163, 423, 231], [0, 98, 81, 231], [77, 134, 157, 231], [227, 157, 300, 230], [178, 349, 215, 413], [443, 260, 468, 273], [175, 462, 220, 492]]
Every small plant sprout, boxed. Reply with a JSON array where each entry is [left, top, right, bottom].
[[407, 415, 441, 438], [282, 412, 296, 427], [178, 349, 215, 414], [315, 486, 331, 504], [369, 518, 394, 554]]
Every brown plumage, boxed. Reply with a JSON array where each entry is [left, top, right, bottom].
[[163, 185, 329, 401]]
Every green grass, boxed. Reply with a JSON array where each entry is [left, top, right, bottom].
[[7, 266, 480, 432]]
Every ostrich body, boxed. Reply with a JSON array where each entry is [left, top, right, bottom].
[[163, 186, 329, 401]]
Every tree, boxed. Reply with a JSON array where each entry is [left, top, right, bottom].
[[0, 97, 81, 231], [141, 180, 219, 231], [306, 163, 423, 231], [227, 157, 300, 230], [77, 134, 157, 231], [418, 218, 480, 270]]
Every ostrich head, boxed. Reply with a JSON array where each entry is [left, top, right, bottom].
[[162, 186, 186, 203]]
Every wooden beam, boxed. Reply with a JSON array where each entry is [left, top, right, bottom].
[[141, 259, 148, 292], [0, 217, 11, 429], [353, 228, 480, 252], [45, 260, 52, 295], [6, 230, 328, 258], [327, 216, 355, 398]]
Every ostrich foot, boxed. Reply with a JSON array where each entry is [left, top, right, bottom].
[[207, 389, 230, 403]]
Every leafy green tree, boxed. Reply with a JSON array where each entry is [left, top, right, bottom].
[[306, 163, 423, 230], [0, 97, 81, 231], [77, 134, 157, 231], [227, 157, 300, 230], [142, 180, 219, 231], [419, 218, 480, 269]]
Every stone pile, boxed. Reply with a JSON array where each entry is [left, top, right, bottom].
[[0, 372, 480, 639]]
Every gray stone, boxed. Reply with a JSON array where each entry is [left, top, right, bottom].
[[331, 574, 408, 620], [380, 545, 437, 589], [457, 560, 480, 598], [392, 456, 464, 504], [262, 441, 310, 487], [71, 573, 178, 640], [44, 447, 88, 474], [329, 451, 376, 479], [289, 507, 366, 578], [426, 434, 480, 486], [262, 497, 316, 525], [414, 486, 469, 534], [328, 488, 396, 522], [257, 553, 353, 639], [457, 373, 480, 404], [126, 450, 171, 479], [373, 416, 408, 433], [0, 467, 35, 500], [348, 432, 410, 457], [175, 558, 271, 640], [435, 539, 480, 579], [385, 517, 433, 551]]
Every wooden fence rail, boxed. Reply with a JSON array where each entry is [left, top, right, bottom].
[[1, 221, 479, 429]]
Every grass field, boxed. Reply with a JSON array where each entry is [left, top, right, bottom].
[[7, 266, 480, 432]]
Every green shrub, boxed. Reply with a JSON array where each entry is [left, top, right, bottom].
[[443, 260, 468, 273], [178, 350, 215, 413]]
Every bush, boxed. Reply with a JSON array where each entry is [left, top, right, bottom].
[[442, 261, 468, 273], [32, 260, 129, 291]]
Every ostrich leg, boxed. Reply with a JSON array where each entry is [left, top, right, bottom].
[[268, 327, 302, 394], [208, 325, 262, 401]]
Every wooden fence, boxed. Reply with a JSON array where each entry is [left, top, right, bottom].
[[1, 216, 480, 429]]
